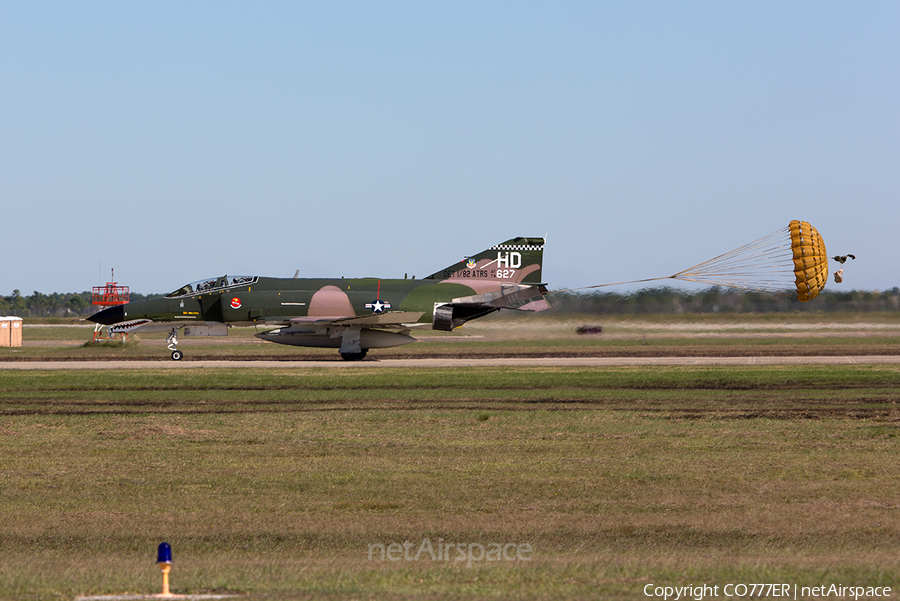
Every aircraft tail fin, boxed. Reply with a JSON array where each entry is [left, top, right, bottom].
[[426, 236, 546, 284]]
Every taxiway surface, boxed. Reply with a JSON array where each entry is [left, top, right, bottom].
[[2, 356, 899, 369]]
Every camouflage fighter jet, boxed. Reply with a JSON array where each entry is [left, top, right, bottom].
[[87, 237, 550, 361]]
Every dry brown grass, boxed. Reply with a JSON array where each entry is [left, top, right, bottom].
[[0, 363, 899, 600]]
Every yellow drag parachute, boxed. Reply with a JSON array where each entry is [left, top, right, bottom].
[[670, 220, 828, 302], [562, 220, 829, 302], [789, 220, 828, 301]]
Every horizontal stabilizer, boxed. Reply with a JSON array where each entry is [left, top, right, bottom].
[[452, 284, 549, 311], [433, 284, 550, 331]]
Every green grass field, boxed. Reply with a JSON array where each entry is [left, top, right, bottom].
[[1, 363, 899, 600]]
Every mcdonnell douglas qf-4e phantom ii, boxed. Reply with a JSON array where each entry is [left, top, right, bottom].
[[88, 237, 550, 360]]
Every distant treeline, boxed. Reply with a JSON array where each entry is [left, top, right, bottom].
[[548, 287, 900, 314], [2, 286, 899, 318], [0, 290, 163, 318]]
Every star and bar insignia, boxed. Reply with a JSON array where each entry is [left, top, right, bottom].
[[365, 299, 391, 314]]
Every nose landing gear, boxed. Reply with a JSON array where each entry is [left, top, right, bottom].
[[167, 329, 183, 361]]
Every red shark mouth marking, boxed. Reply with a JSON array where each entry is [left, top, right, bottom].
[[108, 319, 153, 334]]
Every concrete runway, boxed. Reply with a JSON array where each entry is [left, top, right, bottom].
[[2, 355, 899, 369]]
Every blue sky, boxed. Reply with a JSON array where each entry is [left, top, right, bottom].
[[2, 2, 897, 296]]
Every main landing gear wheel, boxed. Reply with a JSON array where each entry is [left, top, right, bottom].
[[171, 350, 184, 361], [340, 350, 368, 361]]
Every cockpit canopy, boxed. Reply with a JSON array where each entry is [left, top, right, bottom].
[[165, 275, 258, 298]]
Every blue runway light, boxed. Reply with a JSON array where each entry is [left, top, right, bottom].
[[157, 542, 172, 564], [156, 542, 174, 596]]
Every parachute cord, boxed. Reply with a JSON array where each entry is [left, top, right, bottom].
[[551, 225, 799, 296], [550, 276, 671, 294]]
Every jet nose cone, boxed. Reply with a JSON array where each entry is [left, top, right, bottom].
[[88, 304, 125, 325]]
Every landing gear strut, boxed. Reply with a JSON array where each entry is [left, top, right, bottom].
[[338, 327, 367, 361], [167, 329, 183, 361]]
